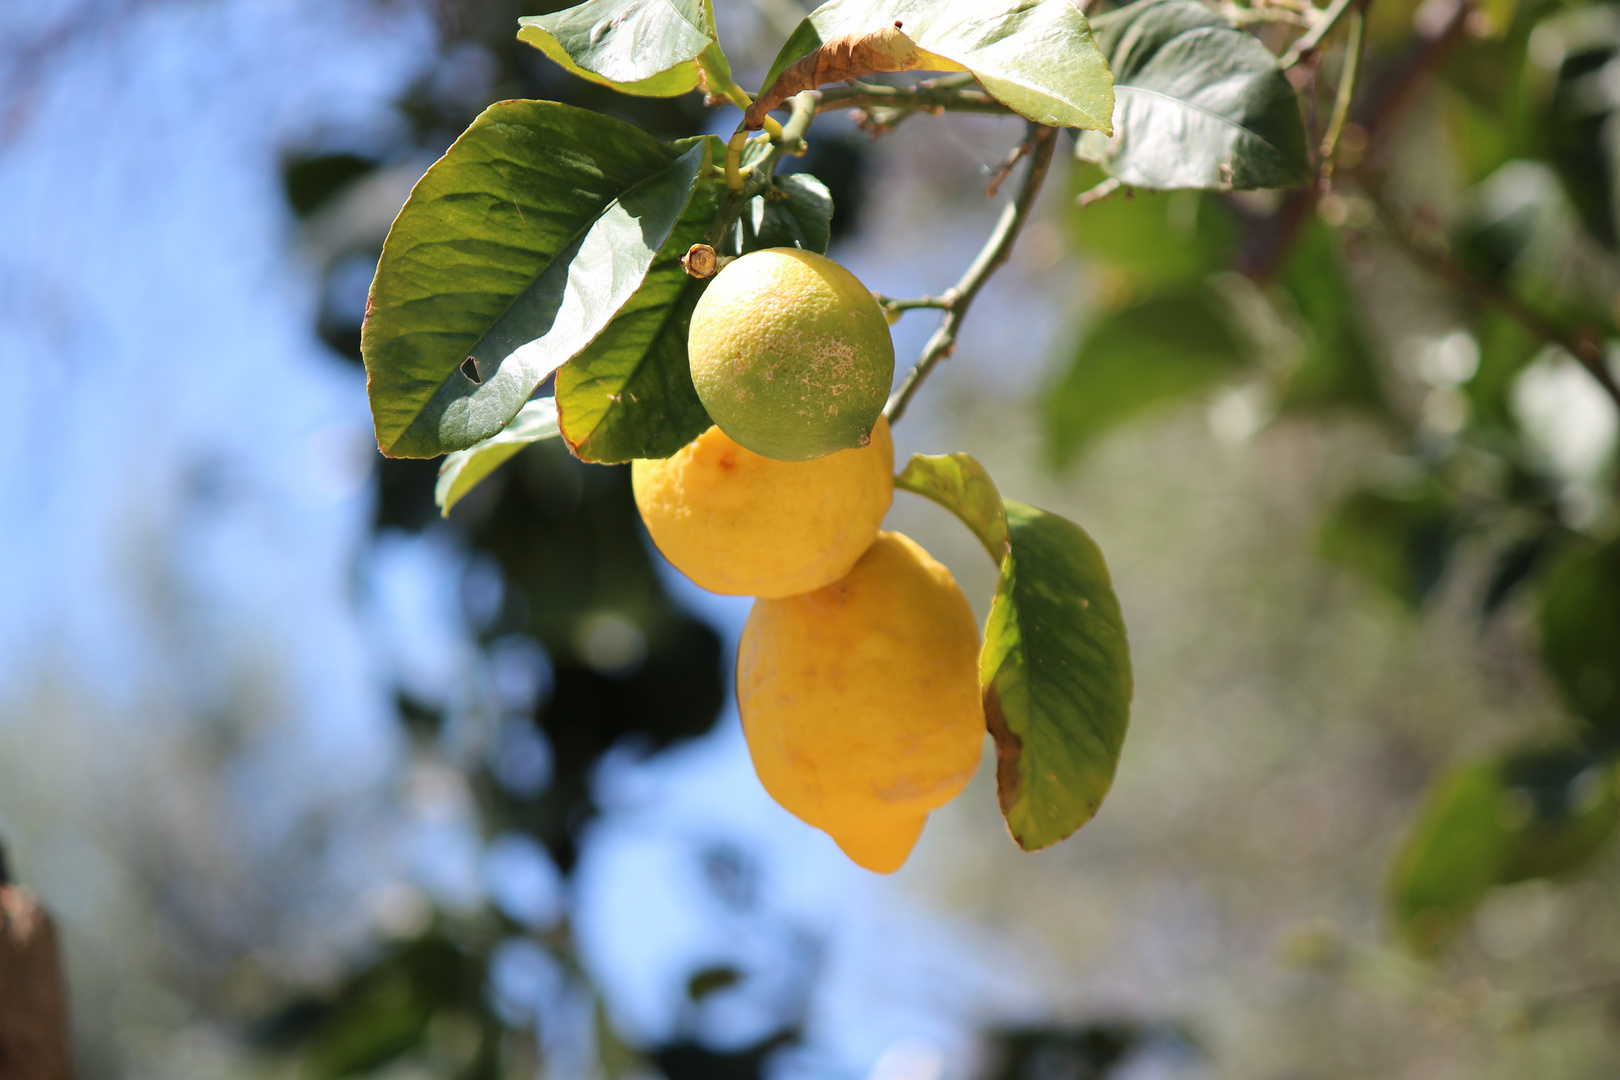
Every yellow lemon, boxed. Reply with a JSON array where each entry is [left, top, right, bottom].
[[737, 531, 984, 872], [688, 248, 894, 461], [631, 418, 893, 599]]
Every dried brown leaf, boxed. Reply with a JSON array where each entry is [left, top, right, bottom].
[[745, 24, 958, 128]]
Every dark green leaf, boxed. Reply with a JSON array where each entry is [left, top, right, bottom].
[[517, 0, 715, 97], [362, 101, 711, 458], [984, 502, 1133, 850], [1076, 0, 1310, 190], [1390, 747, 1620, 955], [1538, 538, 1620, 732], [728, 173, 834, 256], [1319, 484, 1453, 609], [1046, 281, 1251, 467], [756, 0, 1114, 131], [894, 455, 1133, 851], [553, 171, 726, 464], [1497, 748, 1620, 883], [894, 452, 1011, 562], [435, 398, 560, 516], [1275, 220, 1389, 417], [1389, 762, 1511, 955]]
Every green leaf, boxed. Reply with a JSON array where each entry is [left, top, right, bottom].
[[727, 173, 834, 256], [1076, 0, 1310, 190], [1319, 484, 1453, 609], [1538, 539, 1620, 733], [985, 502, 1133, 850], [754, 0, 1114, 132], [1069, 163, 1238, 290], [554, 171, 726, 464], [1390, 748, 1620, 955], [1389, 761, 1511, 955], [1275, 220, 1389, 417], [895, 452, 1010, 562], [362, 101, 711, 458], [895, 454, 1132, 852], [517, 0, 714, 97], [1046, 280, 1251, 467], [435, 397, 560, 516]]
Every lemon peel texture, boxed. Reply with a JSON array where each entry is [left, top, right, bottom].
[[737, 531, 984, 872], [688, 248, 895, 462], [632, 418, 893, 599]]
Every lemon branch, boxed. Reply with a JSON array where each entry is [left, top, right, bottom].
[[884, 124, 1059, 426], [707, 91, 817, 246], [816, 75, 1013, 127]]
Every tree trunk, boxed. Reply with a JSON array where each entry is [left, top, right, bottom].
[[0, 884, 73, 1080]]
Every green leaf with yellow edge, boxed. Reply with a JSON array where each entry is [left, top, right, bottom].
[[362, 101, 712, 458], [517, 0, 715, 97], [750, 0, 1113, 132], [896, 453, 1132, 851], [435, 398, 559, 516]]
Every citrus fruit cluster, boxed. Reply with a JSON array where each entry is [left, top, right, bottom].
[[631, 249, 985, 873]]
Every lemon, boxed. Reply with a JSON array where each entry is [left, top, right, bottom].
[[631, 418, 893, 598], [688, 248, 894, 461], [737, 531, 984, 872]]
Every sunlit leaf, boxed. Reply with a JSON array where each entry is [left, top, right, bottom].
[[553, 163, 725, 465], [518, 0, 715, 97], [1076, 0, 1310, 190], [435, 398, 560, 516], [751, 0, 1114, 132], [1046, 280, 1251, 466], [895, 454, 1132, 851], [362, 101, 711, 458]]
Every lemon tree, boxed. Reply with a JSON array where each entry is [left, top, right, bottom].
[[356, 0, 1322, 867]]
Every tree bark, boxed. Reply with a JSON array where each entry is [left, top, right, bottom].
[[0, 884, 73, 1080]]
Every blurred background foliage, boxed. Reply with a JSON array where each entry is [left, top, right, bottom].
[[3, 0, 1620, 1075]]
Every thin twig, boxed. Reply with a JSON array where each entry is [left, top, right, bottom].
[[874, 293, 955, 316], [1318, 8, 1366, 186], [1282, 0, 1362, 68], [985, 134, 1035, 198], [1362, 177, 1620, 411], [707, 92, 817, 248], [885, 125, 1059, 425], [1076, 176, 1124, 207]]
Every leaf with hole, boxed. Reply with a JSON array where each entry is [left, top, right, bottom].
[[435, 398, 560, 516], [518, 0, 717, 97], [1076, 0, 1310, 190], [1046, 280, 1252, 467], [751, 0, 1113, 132], [362, 101, 712, 458], [897, 453, 1132, 851]]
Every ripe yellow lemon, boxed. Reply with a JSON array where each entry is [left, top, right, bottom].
[[631, 418, 893, 599], [688, 248, 895, 461], [737, 531, 984, 872]]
